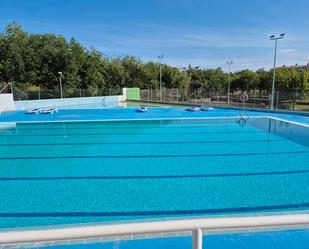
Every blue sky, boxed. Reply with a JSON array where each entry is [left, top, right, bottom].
[[1, 0, 309, 71]]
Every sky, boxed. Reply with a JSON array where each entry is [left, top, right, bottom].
[[0, 0, 309, 71]]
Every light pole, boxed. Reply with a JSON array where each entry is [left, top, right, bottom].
[[158, 54, 164, 102], [58, 72, 63, 99], [227, 61, 233, 105], [269, 33, 285, 110]]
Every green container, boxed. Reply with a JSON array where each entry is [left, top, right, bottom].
[[127, 88, 140, 100]]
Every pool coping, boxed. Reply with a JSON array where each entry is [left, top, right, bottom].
[[5, 225, 309, 248], [1, 212, 309, 247], [1, 115, 309, 129], [266, 116, 309, 128]]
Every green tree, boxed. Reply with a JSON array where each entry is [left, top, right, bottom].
[[0, 22, 28, 83], [1, 22, 308, 100], [187, 66, 208, 90], [256, 69, 271, 92], [81, 48, 106, 95], [204, 68, 227, 92], [231, 70, 260, 91]]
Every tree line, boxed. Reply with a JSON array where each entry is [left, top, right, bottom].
[[0, 23, 308, 99]]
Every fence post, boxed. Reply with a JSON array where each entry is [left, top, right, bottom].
[[151, 87, 153, 101], [10, 82, 13, 95], [276, 91, 279, 110], [192, 228, 203, 249], [163, 88, 165, 102]]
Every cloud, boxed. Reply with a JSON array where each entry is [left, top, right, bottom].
[[77, 23, 309, 71], [1, 19, 308, 71], [279, 49, 296, 54]]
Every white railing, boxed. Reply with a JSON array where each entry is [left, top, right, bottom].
[[1, 213, 309, 248]]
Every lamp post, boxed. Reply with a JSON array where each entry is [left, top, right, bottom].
[[269, 33, 285, 110], [158, 54, 164, 102], [226, 61, 233, 105], [58, 72, 63, 99]]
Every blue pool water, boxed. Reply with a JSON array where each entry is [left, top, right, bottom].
[[0, 117, 308, 229]]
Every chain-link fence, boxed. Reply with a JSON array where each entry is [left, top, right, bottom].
[[11, 86, 123, 101], [3, 81, 309, 112], [140, 88, 181, 103], [140, 88, 309, 111]]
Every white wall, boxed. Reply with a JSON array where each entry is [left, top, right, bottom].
[[0, 94, 15, 111], [119, 88, 127, 102], [0, 122, 16, 129], [14, 89, 127, 110]]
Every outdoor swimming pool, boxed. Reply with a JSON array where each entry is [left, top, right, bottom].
[[0, 117, 308, 229]]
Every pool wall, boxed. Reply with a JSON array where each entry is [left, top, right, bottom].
[[0, 94, 15, 111], [15, 94, 126, 110]]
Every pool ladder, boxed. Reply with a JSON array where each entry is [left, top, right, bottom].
[[237, 111, 249, 125]]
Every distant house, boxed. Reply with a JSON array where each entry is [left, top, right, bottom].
[[279, 63, 309, 72]]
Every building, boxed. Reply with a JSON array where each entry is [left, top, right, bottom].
[[280, 63, 309, 72]]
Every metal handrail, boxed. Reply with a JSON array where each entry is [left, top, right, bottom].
[[0, 82, 13, 94], [1, 213, 309, 248]]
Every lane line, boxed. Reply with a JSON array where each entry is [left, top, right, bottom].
[[0, 203, 309, 217], [0, 170, 308, 181], [0, 151, 308, 160], [0, 139, 286, 147], [0, 131, 266, 137]]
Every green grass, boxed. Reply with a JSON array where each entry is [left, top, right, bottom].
[[293, 104, 309, 111]]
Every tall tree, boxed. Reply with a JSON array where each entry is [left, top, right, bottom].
[[0, 22, 308, 99], [231, 70, 260, 91]]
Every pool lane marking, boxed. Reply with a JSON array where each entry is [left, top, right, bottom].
[[2, 115, 309, 129], [0, 117, 262, 130], [0, 139, 287, 147], [0, 115, 270, 124], [0, 169, 308, 181], [3, 115, 309, 128], [0, 130, 268, 137], [0, 202, 309, 217], [0, 118, 255, 130], [0, 150, 308, 160], [0, 123, 250, 131]]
